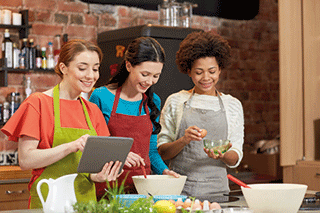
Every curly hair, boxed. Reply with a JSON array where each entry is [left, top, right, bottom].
[[176, 31, 231, 74]]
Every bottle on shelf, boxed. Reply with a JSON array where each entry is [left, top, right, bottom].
[[47, 42, 54, 69], [41, 47, 47, 70], [28, 39, 36, 70], [159, 0, 170, 26], [25, 76, 32, 99], [3, 101, 10, 123], [20, 38, 29, 69], [9, 92, 16, 117], [35, 45, 42, 69], [54, 35, 61, 66], [13, 42, 20, 69], [2, 29, 13, 68]]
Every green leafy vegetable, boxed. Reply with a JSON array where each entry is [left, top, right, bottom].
[[73, 173, 157, 213]]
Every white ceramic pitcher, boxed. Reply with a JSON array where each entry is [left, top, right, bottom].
[[37, 173, 78, 213]]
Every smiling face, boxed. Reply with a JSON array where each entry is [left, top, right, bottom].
[[60, 50, 100, 95], [188, 57, 221, 96], [125, 61, 163, 94]]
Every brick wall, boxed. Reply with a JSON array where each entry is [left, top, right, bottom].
[[0, 0, 279, 149]]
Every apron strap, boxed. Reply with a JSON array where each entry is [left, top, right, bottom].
[[216, 91, 226, 112], [111, 87, 122, 116], [79, 96, 95, 131], [53, 85, 61, 129], [112, 87, 150, 116]]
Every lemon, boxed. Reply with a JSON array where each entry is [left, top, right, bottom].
[[153, 200, 176, 213]]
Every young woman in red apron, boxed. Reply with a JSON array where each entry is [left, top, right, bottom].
[[1, 40, 123, 208], [91, 37, 179, 199]]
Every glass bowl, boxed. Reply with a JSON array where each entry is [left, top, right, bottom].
[[203, 139, 230, 155]]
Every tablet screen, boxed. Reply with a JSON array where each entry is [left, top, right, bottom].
[[77, 136, 133, 173]]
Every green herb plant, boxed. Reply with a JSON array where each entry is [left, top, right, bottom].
[[73, 173, 157, 213]]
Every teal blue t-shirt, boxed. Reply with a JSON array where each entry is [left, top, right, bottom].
[[89, 86, 168, 175]]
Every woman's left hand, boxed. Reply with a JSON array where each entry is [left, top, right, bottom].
[[162, 169, 180, 178], [204, 142, 232, 160], [90, 161, 123, 182]]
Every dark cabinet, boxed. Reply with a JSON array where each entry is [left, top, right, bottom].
[[97, 25, 202, 107]]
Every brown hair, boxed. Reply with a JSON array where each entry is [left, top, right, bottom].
[[55, 39, 103, 78]]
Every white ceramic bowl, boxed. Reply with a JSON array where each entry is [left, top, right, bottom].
[[241, 183, 307, 213], [132, 175, 187, 196]]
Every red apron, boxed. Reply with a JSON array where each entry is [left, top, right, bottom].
[[96, 87, 153, 199]]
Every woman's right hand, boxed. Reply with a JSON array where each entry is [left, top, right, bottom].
[[124, 152, 145, 168], [90, 161, 123, 182], [181, 125, 203, 145], [70, 134, 90, 153]]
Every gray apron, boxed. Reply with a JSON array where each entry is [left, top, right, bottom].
[[170, 90, 229, 196]]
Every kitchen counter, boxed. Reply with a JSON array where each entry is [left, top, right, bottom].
[[0, 196, 318, 213], [0, 166, 31, 181]]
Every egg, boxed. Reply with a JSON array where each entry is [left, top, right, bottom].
[[192, 202, 202, 210], [182, 199, 192, 209], [175, 198, 184, 208], [200, 129, 207, 138], [192, 199, 202, 210], [209, 202, 221, 210]]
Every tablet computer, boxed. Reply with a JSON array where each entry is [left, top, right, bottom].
[[77, 136, 133, 174]]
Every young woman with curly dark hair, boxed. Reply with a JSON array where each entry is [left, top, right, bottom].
[[89, 37, 179, 198], [157, 31, 244, 197]]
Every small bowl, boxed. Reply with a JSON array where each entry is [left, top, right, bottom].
[[115, 194, 147, 207], [153, 195, 187, 203], [203, 139, 230, 155]]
